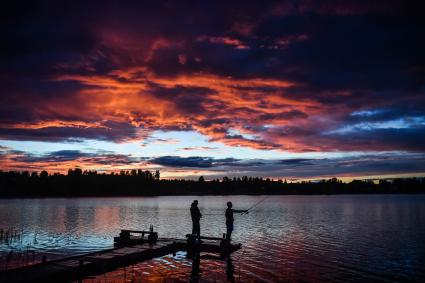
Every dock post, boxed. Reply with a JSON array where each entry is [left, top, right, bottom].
[[173, 241, 176, 256], [78, 259, 83, 283], [190, 252, 201, 280]]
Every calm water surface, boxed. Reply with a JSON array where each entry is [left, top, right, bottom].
[[0, 195, 424, 282]]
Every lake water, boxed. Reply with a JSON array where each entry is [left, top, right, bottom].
[[0, 195, 424, 282]]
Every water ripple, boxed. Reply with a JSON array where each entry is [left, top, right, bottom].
[[0, 195, 424, 282]]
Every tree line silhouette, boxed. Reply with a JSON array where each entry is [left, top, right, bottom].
[[0, 169, 424, 197]]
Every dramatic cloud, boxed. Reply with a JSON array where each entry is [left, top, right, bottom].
[[150, 156, 253, 168], [0, 149, 144, 172], [2, 149, 425, 180], [1, 0, 424, 178], [150, 153, 425, 180]]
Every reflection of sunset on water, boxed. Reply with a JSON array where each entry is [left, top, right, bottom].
[[1, 196, 424, 281]]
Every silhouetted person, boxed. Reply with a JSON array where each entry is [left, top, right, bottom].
[[190, 200, 202, 241], [225, 201, 248, 241]]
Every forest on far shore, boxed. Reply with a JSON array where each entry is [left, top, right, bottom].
[[0, 169, 424, 197]]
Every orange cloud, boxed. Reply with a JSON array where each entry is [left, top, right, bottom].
[[46, 68, 313, 149]]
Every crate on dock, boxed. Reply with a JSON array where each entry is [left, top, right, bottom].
[[114, 228, 158, 246]]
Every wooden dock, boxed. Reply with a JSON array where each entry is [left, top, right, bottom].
[[0, 231, 242, 282]]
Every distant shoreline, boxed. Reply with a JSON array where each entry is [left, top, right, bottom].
[[1, 170, 424, 198], [1, 192, 425, 199]]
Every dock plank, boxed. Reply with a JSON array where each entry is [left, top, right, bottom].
[[0, 237, 242, 283]]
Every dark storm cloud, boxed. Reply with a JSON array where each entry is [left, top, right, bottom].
[[325, 127, 425, 152], [6, 149, 141, 165], [13, 150, 94, 163], [150, 156, 241, 168], [148, 85, 216, 114], [279, 158, 314, 165], [259, 110, 308, 121], [151, 153, 425, 179], [271, 14, 425, 91], [0, 123, 139, 143]]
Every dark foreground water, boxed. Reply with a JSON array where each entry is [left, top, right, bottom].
[[0, 195, 424, 282]]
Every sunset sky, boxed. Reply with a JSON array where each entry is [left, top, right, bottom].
[[1, 1, 424, 180]]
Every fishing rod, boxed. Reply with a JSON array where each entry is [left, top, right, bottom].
[[198, 196, 269, 216], [242, 196, 269, 214]]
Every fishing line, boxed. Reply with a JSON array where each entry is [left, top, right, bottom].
[[242, 196, 269, 214]]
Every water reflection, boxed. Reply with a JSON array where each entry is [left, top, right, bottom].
[[189, 252, 200, 282], [0, 195, 424, 281]]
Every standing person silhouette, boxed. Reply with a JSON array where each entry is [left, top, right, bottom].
[[190, 200, 202, 241], [225, 201, 248, 241]]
